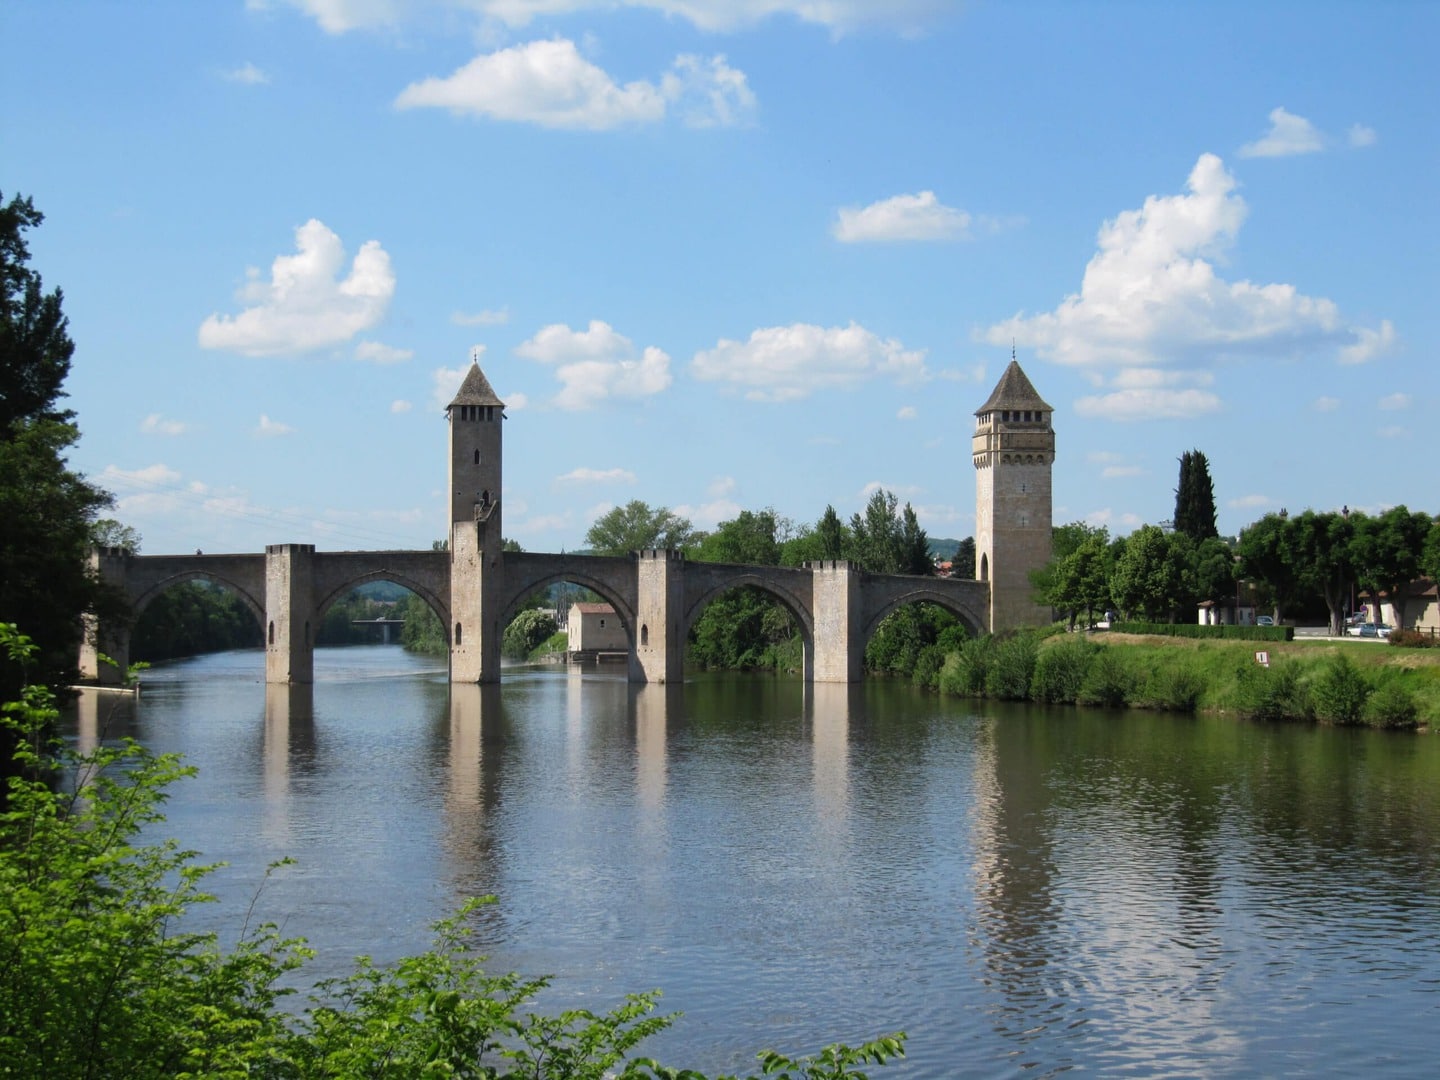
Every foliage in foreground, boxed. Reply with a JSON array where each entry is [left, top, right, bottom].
[[0, 625, 903, 1079]]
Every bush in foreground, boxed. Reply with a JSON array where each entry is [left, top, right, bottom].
[[0, 625, 902, 1079]]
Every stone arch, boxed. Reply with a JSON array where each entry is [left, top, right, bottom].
[[496, 571, 638, 649], [680, 572, 816, 653], [131, 571, 266, 632], [312, 570, 451, 637], [861, 587, 987, 647]]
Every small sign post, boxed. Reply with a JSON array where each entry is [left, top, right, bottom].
[[1255, 650, 1270, 668]]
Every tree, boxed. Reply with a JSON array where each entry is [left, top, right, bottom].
[[1173, 449, 1219, 541], [92, 517, 141, 553], [1, 192, 120, 720], [952, 536, 976, 580], [815, 504, 847, 560], [1423, 520, 1440, 586], [1353, 506, 1431, 629], [1288, 509, 1364, 636], [1236, 512, 1306, 623], [584, 500, 694, 556], [692, 509, 782, 566], [1109, 524, 1186, 622], [848, 490, 932, 575]]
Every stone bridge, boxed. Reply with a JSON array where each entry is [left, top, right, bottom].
[[82, 544, 988, 686]]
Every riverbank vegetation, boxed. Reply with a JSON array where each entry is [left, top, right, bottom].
[[925, 629, 1440, 730], [1, 624, 904, 1078]]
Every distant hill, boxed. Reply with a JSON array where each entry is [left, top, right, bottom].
[[928, 537, 966, 560]]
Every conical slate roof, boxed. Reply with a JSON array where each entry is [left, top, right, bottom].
[[448, 362, 505, 409], [975, 360, 1053, 416]]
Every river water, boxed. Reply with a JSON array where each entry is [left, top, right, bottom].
[[66, 645, 1440, 1078]]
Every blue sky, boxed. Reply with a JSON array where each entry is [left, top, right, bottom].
[[4, 1, 1435, 556]]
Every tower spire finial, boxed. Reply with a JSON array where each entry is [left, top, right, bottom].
[[1012, 338, 1016, 362], [469, 344, 484, 367]]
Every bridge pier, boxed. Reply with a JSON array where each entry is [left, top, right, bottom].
[[634, 549, 685, 683], [79, 547, 132, 686], [810, 560, 863, 683], [449, 510, 505, 684], [265, 544, 315, 684]]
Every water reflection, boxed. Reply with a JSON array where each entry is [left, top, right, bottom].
[[57, 651, 1440, 1078]]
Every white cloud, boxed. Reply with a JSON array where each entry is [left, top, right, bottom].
[[1239, 106, 1325, 158], [707, 476, 737, 498], [1074, 388, 1223, 422], [858, 480, 922, 501], [692, 321, 927, 402], [557, 467, 637, 485], [255, 414, 295, 437], [1101, 465, 1144, 478], [395, 39, 751, 130], [199, 219, 395, 356], [673, 497, 742, 530], [452, 307, 510, 326], [222, 62, 270, 85], [140, 413, 188, 436], [391, 399, 413, 413], [516, 320, 672, 409], [1348, 123, 1378, 148], [267, 0, 949, 35], [355, 340, 413, 363], [1377, 425, 1408, 439], [1378, 392, 1411, 410], [431, 366, 469, 411], [833, 191, 970, 243], [897, 405, 917, 420], [1339, 319, 1395, 364], [1314, 396, 1341, 412], [983, 153, 1392, 372], [1229, 494, 1271, 509]]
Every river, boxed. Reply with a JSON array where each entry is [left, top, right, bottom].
[[65, 645, 1440, 1078]]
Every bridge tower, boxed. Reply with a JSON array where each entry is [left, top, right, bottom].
[[447, 359, 506, 682], [973, 357, 1055, 632]]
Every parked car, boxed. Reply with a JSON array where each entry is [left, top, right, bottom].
[[1350, 623, 1379, 638], [1256, 615, 1275, 627], [1377, 623, 1392, 639]]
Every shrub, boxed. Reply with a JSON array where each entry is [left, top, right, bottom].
[[939, 636, 994, 697], [1388, 629, 1439, 649], [1077, 648, 1134, 708], [1141, 662, 1205, 713], [1233, 660, 1308, 722], [1364, 680, 1420, 730], [502, 608, 558, 659], [985, 634, 1039, 700], [911, 643, 946, 689], [1030, 638, 1096, 704], [1309, 654, 1372, 726]]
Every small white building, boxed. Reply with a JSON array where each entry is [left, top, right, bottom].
[[565, 602, 627, 655]]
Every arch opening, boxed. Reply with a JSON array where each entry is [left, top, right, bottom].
[[684, 581, 812, 676], [312, 572, 452, 655], [501, 576, 630, 670], [130, 576, 265, 664], [862, 598, 980, 685]]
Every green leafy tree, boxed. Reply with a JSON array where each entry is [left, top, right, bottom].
[[1109, 525, 1186, 622], [1173, 449, 1219, 541], [1423, 521, 1440, 586], [0, 193, 122, 715], [132, 582, 263, 662], [692, 509, 783, 566], [1236, 512, 1305, 623], [951, 536, 976, 580], [92, 517, 142, 553], [815, 504, 847, 560], [585, 501, 695, 556], [1353, 505, 1431, 629], [503, 608, 558, 659], [1288, 508, 1364, 636], [848, 490, 931, 575]]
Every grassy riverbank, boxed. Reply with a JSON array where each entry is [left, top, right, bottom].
[[934, 630, 1440, 731]]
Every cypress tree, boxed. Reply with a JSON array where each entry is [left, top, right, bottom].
[[1173, 449, 1219, 541]]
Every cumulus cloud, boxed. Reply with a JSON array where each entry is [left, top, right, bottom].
[[267, 0, 949, 35], [391, 399, 412, 413], [1075, 388, 1223, 422], [394, 39, 753, 130], [140, 413, 188, 436], [1348, 123, 1378, 148], [557, 467, 637, 485], [673, 496, 743, 530], [833, 191, 970, 242], [692, 321, 927, 403], [897, 406, 917, 420], [255, 414, 295, 437], [982, 153, 1394, 418], [1101, 465, 1143, 478], [1314, 396, 1341, 412], [199, 219, 395, 356], [355, 340, 413, 363], [431, 366, 469, 411], [516, 320, 671, 409], [222, 62, 270, 84], [1378, 392, 1411, 410], [452, 307, 509, 326], [1239, 106, 1325, 158]]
